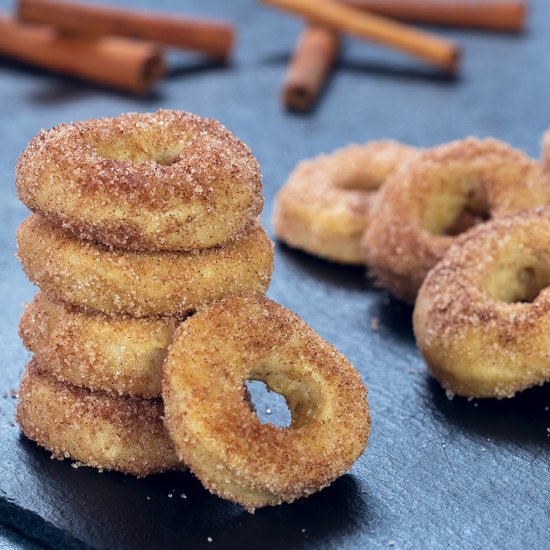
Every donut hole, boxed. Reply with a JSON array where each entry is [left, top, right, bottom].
[[483, 256, 550, 303], [328, 144, 416, 191], [422, 175, 490, 237], [95, 136, 187, 166], [245, 367, 324, 430], [444, 200, 490, 236], [245, 380, 291, 428]]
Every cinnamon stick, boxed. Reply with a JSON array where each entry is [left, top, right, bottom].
[[283, 26, 340, 111], [262, 0, 460, 73], [0, 15, 165, 94], [344, 1, 526, 32], [18, 0, 235, 61]]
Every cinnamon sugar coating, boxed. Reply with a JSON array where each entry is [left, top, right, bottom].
[[20, 293, 181, 397], [16, 110, 263, 251], [273, 141, 418, 265], [163, 294, 370, 512], [362, 138, 550, 303], [17, 215, 274, 317], [17, 361, 182, 476], [413, 207, 550, 398]]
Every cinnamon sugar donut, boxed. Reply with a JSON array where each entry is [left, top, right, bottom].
[[20, 293, 179, 397], [362, 138, 550, 302], [17, 215, 273, 317], [163, 294, 370, 511], [16, 110, 263, 251], [414, 207, 550, 399], [272, 141, 418, 265], [17, 361, 181, 476]]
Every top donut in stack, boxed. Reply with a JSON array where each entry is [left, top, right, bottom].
[[15, 109, 273, 404], [18, 109, 266, 252]]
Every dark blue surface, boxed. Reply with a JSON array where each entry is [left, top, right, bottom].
[[0, 1, 549, 548]]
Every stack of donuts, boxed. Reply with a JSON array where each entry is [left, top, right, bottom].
[[274, 135, 550, 400], [13, 110, 371, 512], [14, 110, 274, 477]]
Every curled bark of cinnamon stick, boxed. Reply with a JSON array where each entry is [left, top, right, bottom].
[[344, 1, 526, 32], [283, 26, 340, 111], [18, 0, 235, 62], [262, 0, 460, 73], [0, 14, 165, 94]]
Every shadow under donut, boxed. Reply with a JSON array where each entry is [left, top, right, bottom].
[[218, 475, 380, 550], [424, 377, 550, 445], [10, 433, 379, 550]]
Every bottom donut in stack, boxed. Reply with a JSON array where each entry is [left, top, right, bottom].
[[17, 361, 181, 476]]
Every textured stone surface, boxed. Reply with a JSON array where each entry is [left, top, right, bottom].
[[0, 0, 549, 548]]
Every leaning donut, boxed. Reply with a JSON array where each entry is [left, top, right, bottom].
[[17, 361, 182, 476], [362, 138, 550, 302], [20, 293, 179, 397], [17, 215, 273, 317], [163, 294, 370, 511], [414, 207, 550, 399], [16, 110, 263, 251], [273, 141, 418, 265]]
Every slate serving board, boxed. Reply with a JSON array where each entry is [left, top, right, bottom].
[[0, 0, 549, 548]]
